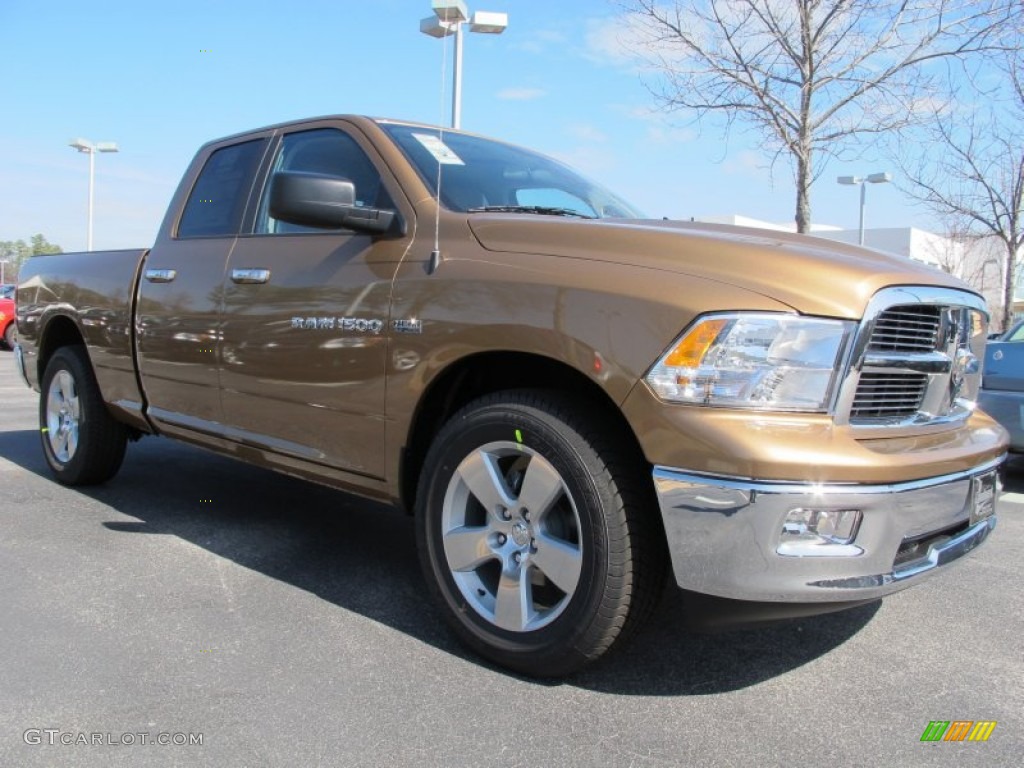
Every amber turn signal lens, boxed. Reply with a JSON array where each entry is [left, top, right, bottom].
[[663, 318, 728, 368]]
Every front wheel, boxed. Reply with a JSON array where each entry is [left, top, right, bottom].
[[2, 322, 14, 350], [40, 346, 128, 485], [415, 391, 664, 677]]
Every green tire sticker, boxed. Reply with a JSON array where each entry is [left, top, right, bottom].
[[515, 429, 523, 444]]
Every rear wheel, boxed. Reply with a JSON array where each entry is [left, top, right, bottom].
[[40, 346, 128, 485], [3, 322, 13, 350], [415, 390, 664, 677]]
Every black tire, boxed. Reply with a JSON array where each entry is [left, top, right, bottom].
[[415, 390, 665, 677], [3, 322, 13, 350], [40, 346, 128, 485]]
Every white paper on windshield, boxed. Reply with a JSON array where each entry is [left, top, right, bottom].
[[413, 133, 465, 165]]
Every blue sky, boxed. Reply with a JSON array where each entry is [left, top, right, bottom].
[[1, 0, 928, 252]]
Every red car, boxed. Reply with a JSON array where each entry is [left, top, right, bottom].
[[0, 297, 15, 349]]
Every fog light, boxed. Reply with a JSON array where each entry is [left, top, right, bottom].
[[778, 508, 863, 556]]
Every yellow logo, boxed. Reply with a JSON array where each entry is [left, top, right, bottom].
[[920, 721, 996, 742]]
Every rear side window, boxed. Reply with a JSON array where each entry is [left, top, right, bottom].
[[177, 139, 264, 238]]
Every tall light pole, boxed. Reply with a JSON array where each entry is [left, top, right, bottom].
[[837, 172, 892, 246], [420, 0, 508, 129], [69, 138, 119, 251]]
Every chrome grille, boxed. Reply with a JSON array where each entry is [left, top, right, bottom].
[[868, 305, 941, 353], [839, 286, 988, 431], [850, 373, 928, 420]]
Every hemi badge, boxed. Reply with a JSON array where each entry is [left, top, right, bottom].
[[393, 318, 423, 334]]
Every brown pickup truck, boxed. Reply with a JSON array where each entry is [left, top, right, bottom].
[[14, 116, 1006, 676]]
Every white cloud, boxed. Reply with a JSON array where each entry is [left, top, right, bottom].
[[645, 124, 696, 145], [513, 28, 567, 55], [536, 29, 567, 44], [514, 40, 544, 54], [583, 15, 648, 69], [723, 150, 767, 177], [584, 12, 702, 72], [606, 104, 696, 145], [497, 87, 546, 101], [609, 103, 661, 122], [566, 123, 609, 143], [552, 146, 617, 176]]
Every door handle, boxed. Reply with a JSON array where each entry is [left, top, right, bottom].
[[144, 269, 177, 283], [231, 268, 271, 284]]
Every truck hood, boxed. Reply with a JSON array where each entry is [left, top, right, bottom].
[[467, 216, 971, 319]]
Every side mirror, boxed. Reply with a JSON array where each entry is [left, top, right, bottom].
[[269, 171, 398, 235]]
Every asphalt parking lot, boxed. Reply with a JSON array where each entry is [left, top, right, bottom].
[[1, 349, 1021, 768]]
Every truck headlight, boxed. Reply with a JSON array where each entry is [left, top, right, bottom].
[[645, 313, 854, 411]]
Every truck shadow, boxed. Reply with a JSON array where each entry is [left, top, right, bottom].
[[0, 427, 878, 695], [575, 593, 878, 695]]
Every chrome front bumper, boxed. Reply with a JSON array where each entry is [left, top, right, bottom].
[[653, 457, 1002, 602]]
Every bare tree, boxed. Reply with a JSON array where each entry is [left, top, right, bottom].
[[899, 55, 1024, 331], [618, 1, 1016, 232]]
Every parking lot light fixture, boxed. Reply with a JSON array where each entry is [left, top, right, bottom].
[[69, 138, 119, 251], [837, 172, 892, 246], [419, 1, 508, 129]]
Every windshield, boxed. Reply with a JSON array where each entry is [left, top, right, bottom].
[[379, 123, 644, 219]]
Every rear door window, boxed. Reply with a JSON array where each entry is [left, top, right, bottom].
[[177, 139, 265, 238]]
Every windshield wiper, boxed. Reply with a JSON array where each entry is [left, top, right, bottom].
[[466, 205, 596, 219]]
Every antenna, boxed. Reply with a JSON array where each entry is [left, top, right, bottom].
[[419, 3, 507, 275], [420, 5, 457, 273], [431, 29, 448, 271]]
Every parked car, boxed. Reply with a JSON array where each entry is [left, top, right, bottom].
[[980, 338, 1024, 451], [0, 296, 15, 349], [997, 319, 1024, 341]]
